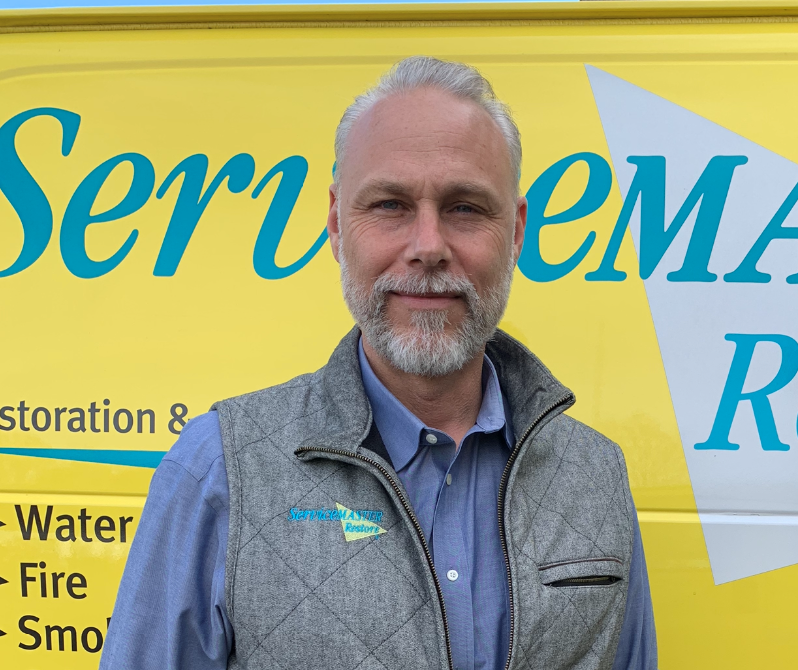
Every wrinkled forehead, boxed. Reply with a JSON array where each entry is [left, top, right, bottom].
[[340, 88, 515, 196]]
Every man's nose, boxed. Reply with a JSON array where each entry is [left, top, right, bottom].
[[408, 204, 451, 268]]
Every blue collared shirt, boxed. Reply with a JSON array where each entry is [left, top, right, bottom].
[[102, 352, 656, 670], [359, 342, 514, 670]]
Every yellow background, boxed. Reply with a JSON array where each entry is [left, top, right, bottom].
[[1, 5, 797, 667]]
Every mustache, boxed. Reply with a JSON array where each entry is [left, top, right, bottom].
[[371, 270, 479, 305]]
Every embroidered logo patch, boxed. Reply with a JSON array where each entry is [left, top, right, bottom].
[[287, 503, 387, 542], [335, 503, 387, 542]]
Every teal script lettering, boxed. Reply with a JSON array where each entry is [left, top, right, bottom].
[[0, 108, 80, 277], [518, 152, 611, 282], [586, 155, 747, 282], [696, 334, 798, 451], [4, 107, 798, 284]]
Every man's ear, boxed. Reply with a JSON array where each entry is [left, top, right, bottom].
[[513, 195, 528, 263], [327, 184, 341, 263]]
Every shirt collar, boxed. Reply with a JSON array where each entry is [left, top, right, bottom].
[[358, 338, 514, 472]]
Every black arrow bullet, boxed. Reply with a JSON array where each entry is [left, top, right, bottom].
[[0, 575, 7, 586], [0, 629, 6, 637], [0, 519, 5, 528]]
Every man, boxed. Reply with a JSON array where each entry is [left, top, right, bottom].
[[101, 57, 656, 670]]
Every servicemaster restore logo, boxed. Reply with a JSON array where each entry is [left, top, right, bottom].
[[288, 504, 387, 542]]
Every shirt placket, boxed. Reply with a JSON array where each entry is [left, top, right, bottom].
[[429, 433, 475, 670]]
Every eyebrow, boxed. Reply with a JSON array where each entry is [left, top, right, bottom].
[[353, 180, 409, 200], [441, 183, 498, 202], [353, 179, 500, 203]]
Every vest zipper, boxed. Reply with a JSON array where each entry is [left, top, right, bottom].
[[497, 392, 575, 670], [294, 446, 454, 670]]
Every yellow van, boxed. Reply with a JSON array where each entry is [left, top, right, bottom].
[[1, 1, 797, 667]]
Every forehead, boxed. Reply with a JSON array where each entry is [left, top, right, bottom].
[[342, 87, 514, 193]]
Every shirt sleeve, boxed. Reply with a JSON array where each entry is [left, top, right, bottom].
[[100, 412, 232, 670], [611, 510, 658, 670]]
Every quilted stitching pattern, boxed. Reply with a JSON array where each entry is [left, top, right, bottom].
[[218, 329, 634, 670], [507, 415, 632, 670], [220, 381, 445, 670]]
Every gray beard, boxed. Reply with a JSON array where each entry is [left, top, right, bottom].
[[339, 244, 515, 378]]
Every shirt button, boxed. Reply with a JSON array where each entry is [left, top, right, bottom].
[[446, 474, 452, 486], [425, 433, 438, 445], [447, 569, 459, 582]]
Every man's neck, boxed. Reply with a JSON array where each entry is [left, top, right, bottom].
[[361, 337, 484, 447]]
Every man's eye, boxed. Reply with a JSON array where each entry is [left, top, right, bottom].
[[380, 200, 400, 211], [453, 204, 475, 213]]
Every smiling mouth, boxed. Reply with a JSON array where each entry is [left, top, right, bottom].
[[392, 291, 460, 299], [390, 291, 462, 308]]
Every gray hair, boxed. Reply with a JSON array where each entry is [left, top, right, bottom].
[[334, 56, 522, 191]]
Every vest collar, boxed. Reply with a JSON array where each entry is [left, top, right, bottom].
[[486, 330, 575, 444], [316, 326, 574, 455]]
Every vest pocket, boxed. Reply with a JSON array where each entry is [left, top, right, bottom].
[[538, 557, 624, 588]]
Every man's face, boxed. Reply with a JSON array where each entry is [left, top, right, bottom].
[[328, 86, 527, 376]]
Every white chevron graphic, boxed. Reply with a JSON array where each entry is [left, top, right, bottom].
[[587, 65, 798, 584]]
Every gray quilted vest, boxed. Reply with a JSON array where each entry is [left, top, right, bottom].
[[214, 327, 634, 670]]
